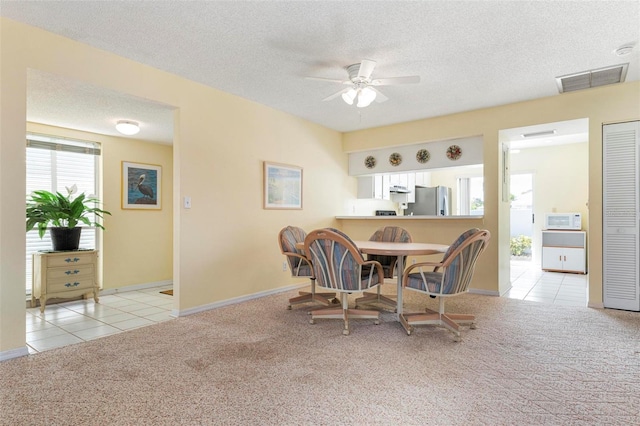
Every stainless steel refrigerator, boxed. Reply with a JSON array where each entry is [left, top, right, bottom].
[[405, 186, 451, 216]]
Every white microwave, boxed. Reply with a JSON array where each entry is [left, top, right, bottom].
[[544, 213, 582, 230]]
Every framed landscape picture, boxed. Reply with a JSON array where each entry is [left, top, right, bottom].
[[263, 162, 302, 209], [122, 161, 162, 210]]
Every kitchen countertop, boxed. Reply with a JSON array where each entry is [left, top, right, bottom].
[[335, 215, 483, 220]]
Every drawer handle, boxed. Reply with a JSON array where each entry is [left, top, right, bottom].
[[64, 282, 80, 288], [65, 257, 81, 263], [65, 270, 80, 275]]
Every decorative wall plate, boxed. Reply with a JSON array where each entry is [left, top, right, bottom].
[[416, 149, 430, 164], [389, 152, 402, 166], [446, 145, 462, 160], [364, 155, 377, 169]]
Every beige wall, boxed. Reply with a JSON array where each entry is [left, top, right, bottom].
[[511, 142, 589, 262], [0, 18, 346, 355], [102, 133, 174, 290], [343, 83, 640, 304], [26, 122, 174, 290]]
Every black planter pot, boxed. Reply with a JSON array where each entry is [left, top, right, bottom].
[[50, 227, 82, 251]]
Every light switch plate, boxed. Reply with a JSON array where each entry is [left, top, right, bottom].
[[184, 196, 191, 209]]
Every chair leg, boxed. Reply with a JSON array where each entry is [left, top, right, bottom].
[[287, 279, 336, 309], [309, 293, 379, 335], [447, 313, 476, 329], [440, 314, 461, 334], [342, 295, 350, 335], [355, 283, 396, 310], [401, 297, 475, 340], [287, 292, 334, 309]]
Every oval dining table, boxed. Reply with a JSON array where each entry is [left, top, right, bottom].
[[297, 239, 449, 319]]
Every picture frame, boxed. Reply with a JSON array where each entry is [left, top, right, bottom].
[[263, 162, 303, 209], [122, 161, 162, 210]]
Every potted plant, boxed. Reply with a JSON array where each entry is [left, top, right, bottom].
[[26, 184, 112, 251]]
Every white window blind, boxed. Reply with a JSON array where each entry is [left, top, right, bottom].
[[25, 134, 101, 295]]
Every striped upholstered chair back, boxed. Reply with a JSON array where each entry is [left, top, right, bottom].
[[404, 228, 491, 296], [368, 226, 412, 278], [278, 226, 312, 278], [304, 228, 384, 292]]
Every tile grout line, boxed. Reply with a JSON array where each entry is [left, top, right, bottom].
[[26, 287, 173, 353]]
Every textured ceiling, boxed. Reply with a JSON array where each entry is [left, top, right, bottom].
[[27, 70, 176, 144], [2, 1, 639, 144]]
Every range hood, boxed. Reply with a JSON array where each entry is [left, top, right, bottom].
[[389, 185, 411, 193]]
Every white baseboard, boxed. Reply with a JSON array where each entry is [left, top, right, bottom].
[[469, 288, 500, 297], [174, 283, 500, 317], [99, 280, 173, 296], [0, 346, 30, 362], [25, 280, 174, 307], [173, 282, 305, 317]]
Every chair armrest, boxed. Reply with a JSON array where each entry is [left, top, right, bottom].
[[362, 260, 385, 282], [285, 252, 311, 264], [402, 261, 444, 286]]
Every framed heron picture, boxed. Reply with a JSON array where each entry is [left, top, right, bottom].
[[122, 161, 162, 210], [263, 161, 302, 209]]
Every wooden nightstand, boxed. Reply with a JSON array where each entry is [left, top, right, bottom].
[[31, 249, 100, 312]]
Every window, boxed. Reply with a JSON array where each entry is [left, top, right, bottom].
[[25, 134, 101, 295], [458, 176, 484, 215]]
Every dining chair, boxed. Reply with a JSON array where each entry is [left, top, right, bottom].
[[278, 226, 335, 310], [400, 228, 490, 341], [304, 228, 384, 335], [356, 226, 412, 311]]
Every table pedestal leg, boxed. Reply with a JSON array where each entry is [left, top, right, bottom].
[[396, 256, 404, 320]]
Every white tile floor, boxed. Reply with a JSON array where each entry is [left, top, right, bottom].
[[505, 259, 587, 306], [26, 284, 174, 354]]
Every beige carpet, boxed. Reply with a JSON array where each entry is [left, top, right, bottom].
[[1, 286, 639, 425]]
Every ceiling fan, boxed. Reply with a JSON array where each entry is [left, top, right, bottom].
[[306, 59, 420, 108]]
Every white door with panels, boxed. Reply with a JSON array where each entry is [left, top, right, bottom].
[[603, 121, 640, 311]]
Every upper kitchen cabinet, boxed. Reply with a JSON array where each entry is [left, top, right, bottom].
[[389, 173, 416, 203], [415, 172, 431, 187], [357, 173, 416, 202], [357, 175, 385, 199]]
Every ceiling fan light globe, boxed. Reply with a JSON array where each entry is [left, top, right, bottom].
[[357, 87, 376, 108], [341, 88, 357, 105]]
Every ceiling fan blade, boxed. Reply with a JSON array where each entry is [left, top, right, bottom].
[[371, 75, 421, 86], [305, 76, 350, 84], [357, 59, 377, 79], [322, 88, 350, 102], [370, 87, 389, 103]]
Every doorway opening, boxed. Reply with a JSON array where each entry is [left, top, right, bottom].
[[509, 172, 534, 263], [500, 118, 589, 305]]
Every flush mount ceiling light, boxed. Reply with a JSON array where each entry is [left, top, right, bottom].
[[115, 120, 140, 136], [521, 130, 557, 138], [555, 63, 628, 93]]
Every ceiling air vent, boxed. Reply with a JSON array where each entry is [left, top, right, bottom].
[[555, 63, 628, 93]]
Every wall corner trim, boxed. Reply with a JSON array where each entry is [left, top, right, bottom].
[[0, 346, 30, 362]]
